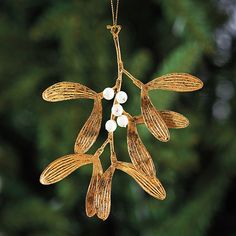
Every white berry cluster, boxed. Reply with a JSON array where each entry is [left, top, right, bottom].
[[103, 87, 128, 132]]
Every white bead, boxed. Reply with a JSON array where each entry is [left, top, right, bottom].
[[117, 115, 129, 128], [111, 104, 123, 117], [103, 87, 115, 100], [105, 120, 117, 132], [116, 91, 128, 104]]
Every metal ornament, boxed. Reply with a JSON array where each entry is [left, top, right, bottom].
[[40, 0, 203, 221]]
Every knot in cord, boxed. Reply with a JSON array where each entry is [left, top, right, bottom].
[[107, 25, 122, 38]]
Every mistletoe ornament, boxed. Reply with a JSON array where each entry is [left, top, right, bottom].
[[40, 0, 203, 221]]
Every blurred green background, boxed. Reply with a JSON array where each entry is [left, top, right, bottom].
[[0, 0, 236, 235]]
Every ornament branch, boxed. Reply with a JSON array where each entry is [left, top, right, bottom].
[[39, 16, 204, 221]]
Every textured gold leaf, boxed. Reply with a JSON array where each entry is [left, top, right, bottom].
[[127, 118, 156, 177], [74, 98, 102, 153], [141, 88, 170, 142], [96, 166, 115, 221], [42, 82, 97, 102], [160, 111, 189, 129], [146, 73, 203, 92], [117, 162, 166, 200], [86, 157, 103, 217], [40, 154, 92, 185], [135, 111, 189, 129]]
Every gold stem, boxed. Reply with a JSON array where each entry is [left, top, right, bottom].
[[114, 38, 123, 73], [105, 24, 143, 166], [109, 35, 123, 164], [95, 137, 110, 157], [107, 25, 125, 165], [123, 68, 143, 89]]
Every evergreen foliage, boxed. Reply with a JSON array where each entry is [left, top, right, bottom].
[[0, 0, 235, 235]]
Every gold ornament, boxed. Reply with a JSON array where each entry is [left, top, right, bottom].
[[40, 0, 203, 221]]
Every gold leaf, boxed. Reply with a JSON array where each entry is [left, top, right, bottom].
[[141, 88, 170, 142], [86, 157, 103, 217], [160, 111, 189, 129], [42, 82, 97, 102], [116, 162, 166, 200], [40, 154, 92, 185], [127, 118, 156, 177], [146, 73, 203, 92], [135, 111, 189, 129], [74, 98, 102, 153], [96, 166, 115, 221]]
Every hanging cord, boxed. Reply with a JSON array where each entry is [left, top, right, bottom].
[[111, 0, 119, 25], [107, 0, 121, 38]]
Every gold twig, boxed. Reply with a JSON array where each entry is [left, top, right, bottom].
[[95, 137, 111, 157], [123, 69, 143, 89], [106, 23, 124, 165]]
